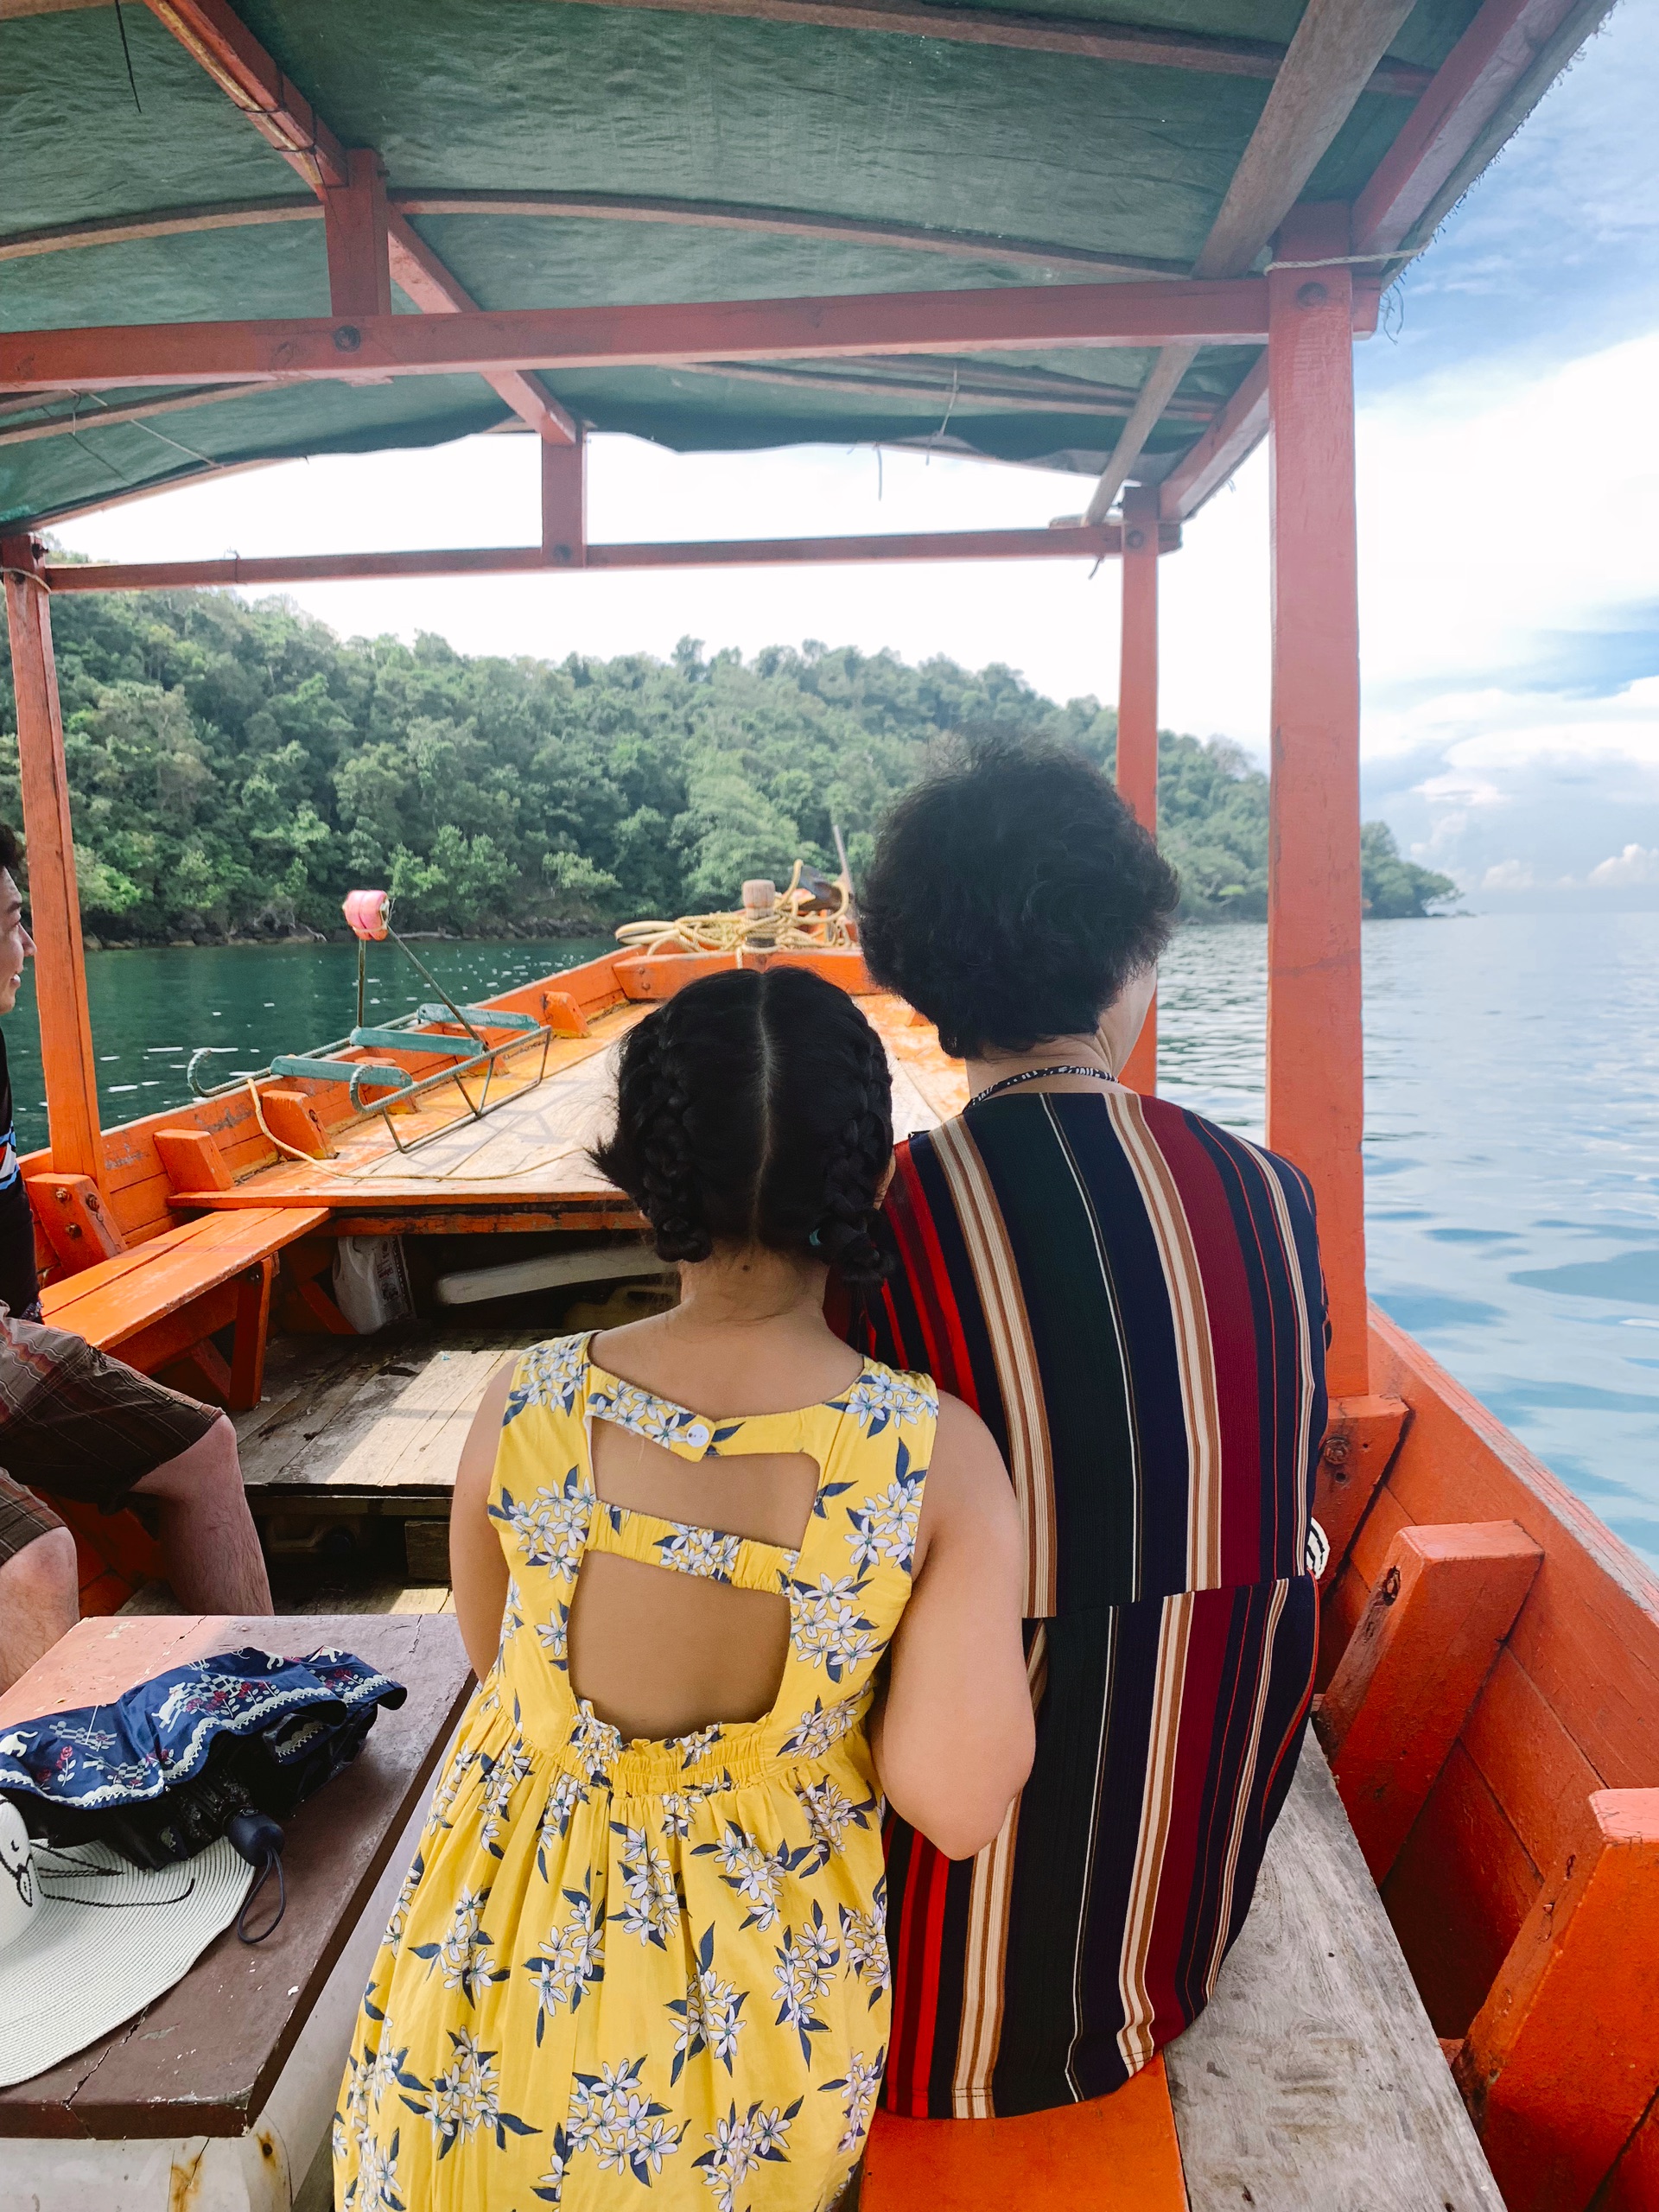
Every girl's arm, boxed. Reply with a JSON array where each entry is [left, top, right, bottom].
[[868, 1392, 1034, 1859], [449, 1361, 517, 1681]]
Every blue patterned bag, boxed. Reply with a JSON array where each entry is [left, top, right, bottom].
[[0, 1646, 406, 1870]]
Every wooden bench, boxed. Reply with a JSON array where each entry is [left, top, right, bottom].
[[864, 1740, 1503, 2211], [0, 1611, 471, 2211], [36, 1203, 332, 1412]]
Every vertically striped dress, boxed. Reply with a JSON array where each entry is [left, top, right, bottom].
[[861, 1084, 1327, 2118]]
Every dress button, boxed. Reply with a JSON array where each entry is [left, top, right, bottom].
[[682, 1421, 710, 1450]]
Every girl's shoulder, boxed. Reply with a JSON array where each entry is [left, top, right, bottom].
[[823, 1357, 938, 1439], [500, 1332, 592, 1426]]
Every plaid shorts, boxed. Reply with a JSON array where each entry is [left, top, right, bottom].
[[0, 1306, 221, 1567]]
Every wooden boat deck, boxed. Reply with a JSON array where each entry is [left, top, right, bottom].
[[168, 990, 969, 1226]]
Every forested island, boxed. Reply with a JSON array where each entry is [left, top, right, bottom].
[[0, 586, 1454, 944]]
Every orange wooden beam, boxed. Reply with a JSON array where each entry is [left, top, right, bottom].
[[542, 436, 588, 566], [1456, 1788, 1659, 2212], [1116, 483, 1160, 1096], [0, 540, 107, 1198], [540, 0, 1431, 95], [142, 0, 578, 444], [37, 524, 1161, 593], [1353, 0, 1592, 257], [322, 149, 391, 320], [1160, 353, 1269, 521], [140, 0, 349, 189], [228, 1255, 274, 1410], [1313, 1391, 1410, 1578], [25, 1171, 125, 1276], [383, 210, 579, 445], [0, 280, 1274, 396], [1317, 1519, 1542, 1881], [1599, 2097, 1659, 2212], [1264, 205, 1368, 1398]]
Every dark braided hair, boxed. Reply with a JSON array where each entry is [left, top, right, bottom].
[[591, 967, 893, 1287]]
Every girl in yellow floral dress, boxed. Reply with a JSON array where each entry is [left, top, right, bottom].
[[334, 966, 1033, 2212]]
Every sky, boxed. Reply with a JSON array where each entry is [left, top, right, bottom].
[[54, 1, 1659, 910]]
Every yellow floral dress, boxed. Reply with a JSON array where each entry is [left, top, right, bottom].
[[334, 1332, 937, 2212]]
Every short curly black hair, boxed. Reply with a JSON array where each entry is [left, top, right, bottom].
[[860, 734, 1181, 1058]]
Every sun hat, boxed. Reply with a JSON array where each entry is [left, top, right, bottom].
[[0, 1795, 254, 2087]]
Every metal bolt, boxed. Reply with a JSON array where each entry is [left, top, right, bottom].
[[551, 543, 574, 563], [1296, 280, 1328, 308], [334, 325, 363, 353], [1126, 528, 1145, 550]]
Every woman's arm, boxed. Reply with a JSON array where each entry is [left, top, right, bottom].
[[449, 1360, 517, 1681], [868, 1392, 1034, 1859]]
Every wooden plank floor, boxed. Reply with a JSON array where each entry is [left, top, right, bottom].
[[235, 1322, 525, 1504], [1166, 1739, 1503, 2211]]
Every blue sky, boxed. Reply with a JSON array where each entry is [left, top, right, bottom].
[[57, 1, 1659, 907]]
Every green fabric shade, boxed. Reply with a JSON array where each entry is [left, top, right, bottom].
[[0, 0, 1511, 529]]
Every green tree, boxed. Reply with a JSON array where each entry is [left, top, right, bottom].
[[0, 582, 1458, 940], [1361, 821, 1458, 918]]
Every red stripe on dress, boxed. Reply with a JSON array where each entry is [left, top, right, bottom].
[[1142, 1100, 1268, 1589], [1137, 1595, 1236, 2041], [889, 1141, 980, 1411]]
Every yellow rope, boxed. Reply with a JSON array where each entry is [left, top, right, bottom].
[[246, 1077, 330, 1163], [613, 861, 855, 958]]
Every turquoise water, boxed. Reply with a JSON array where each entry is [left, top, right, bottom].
[[1158, 912, 1659, 1572], [4, 938, 611, 1154], [6, 917, 1657, 1570]]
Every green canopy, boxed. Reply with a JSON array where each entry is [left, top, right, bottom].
[[0, 0, 1595, 529]]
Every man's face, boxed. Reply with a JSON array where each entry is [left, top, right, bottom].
[[0, 874, 36, 1017]]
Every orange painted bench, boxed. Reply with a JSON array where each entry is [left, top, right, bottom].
[[863, 1743, 1504, 2212], [39, 1204, 332, 1413], [864, 2058, 1187, 2207]]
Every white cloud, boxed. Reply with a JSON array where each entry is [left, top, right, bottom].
[[1588, 843, 1659, 886], [1482, 860, 1546, 893]]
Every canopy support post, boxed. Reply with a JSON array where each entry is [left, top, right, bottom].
[[1266, 203, 1367, 1395], [542, 434, 588, 568], [1116, 482, 1160, 1094], [322, 149, 391, 318], [0, 537, 106, 1196]]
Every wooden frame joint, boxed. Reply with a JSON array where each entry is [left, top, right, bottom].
[[1457, 1786, 1659, 2211], [1317, 1518, 1541, 1882], [541, 435, 588, 567], [323, 149, 391, 321], [1314, 1392, 1409, 1578], [25, 1172, 125, 1276]]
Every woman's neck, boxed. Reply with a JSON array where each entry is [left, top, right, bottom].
[[962, 1032, 1115, 1104]]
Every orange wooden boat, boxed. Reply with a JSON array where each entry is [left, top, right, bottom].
[[2, 1, 1652, 2206]]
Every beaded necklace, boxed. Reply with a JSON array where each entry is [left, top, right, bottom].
[[967, 1063, 1117, 1108]]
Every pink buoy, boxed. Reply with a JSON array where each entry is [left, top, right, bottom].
[[343, 889, 391, 942]]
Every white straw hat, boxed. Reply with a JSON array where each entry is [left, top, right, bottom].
[[0, 1796, 255, 2087]]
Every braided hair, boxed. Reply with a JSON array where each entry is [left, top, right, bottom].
[[591, 967, 893, 1287]]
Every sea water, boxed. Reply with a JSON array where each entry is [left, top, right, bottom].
[[7, 915, 1657, 1570], [1159, 911, 1659, 1571]]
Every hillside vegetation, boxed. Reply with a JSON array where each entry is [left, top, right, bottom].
[[0, 588, 1454, 943]]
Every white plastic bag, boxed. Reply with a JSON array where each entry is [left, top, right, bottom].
[[332, 1235, 415, 1334]]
